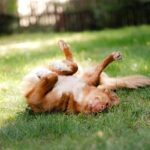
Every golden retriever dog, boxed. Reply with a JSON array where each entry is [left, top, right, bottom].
[[23, 40, 150, 113]]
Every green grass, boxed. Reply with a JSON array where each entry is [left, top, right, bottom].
[[0, 25, 150, 150]]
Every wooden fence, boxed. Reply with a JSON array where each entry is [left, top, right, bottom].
[[14, 0, 150, 31]]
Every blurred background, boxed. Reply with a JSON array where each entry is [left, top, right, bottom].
[[0, 0, 150, 34]]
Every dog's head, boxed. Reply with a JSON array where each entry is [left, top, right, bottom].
[[86, 88, 119, 113]]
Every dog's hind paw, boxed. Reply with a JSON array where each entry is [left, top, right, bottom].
[[112, 52, 122, 60], [58, 40, 69, 51]]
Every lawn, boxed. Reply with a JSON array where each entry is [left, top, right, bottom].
[[0, 25, 150, 150]]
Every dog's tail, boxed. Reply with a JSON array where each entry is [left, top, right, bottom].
[[99, 73, 150, 90]]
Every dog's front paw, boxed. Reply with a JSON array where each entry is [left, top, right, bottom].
[[112, 52, 122, 60]]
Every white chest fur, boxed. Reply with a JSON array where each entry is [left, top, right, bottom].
[[23, 67, 86, 103], [52, 76, 86, 103]]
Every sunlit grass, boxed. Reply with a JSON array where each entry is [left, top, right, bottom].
[[0, 25, 150, 150]]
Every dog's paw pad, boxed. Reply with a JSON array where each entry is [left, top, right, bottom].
[[112, 52, 122, 60]]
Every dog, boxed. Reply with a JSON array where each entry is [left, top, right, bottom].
[[23, 40, 150, 113]]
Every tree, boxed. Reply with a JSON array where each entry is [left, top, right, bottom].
[[0, 0, 18, 34]]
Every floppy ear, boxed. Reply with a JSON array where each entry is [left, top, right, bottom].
[[104, 89, 120, 106], [58, 40, 73, 61]]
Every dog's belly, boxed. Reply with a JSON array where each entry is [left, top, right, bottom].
[[51, 76, 86, 103]]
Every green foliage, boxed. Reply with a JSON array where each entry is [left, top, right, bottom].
[[0, 25, 150, 150], [90, 0, 150, 28], [7, 0, 17, 14], [0, 0, 18, 34], [58, 0, 150, 31], [0, 0, 17, 14]]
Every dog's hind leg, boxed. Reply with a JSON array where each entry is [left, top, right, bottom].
[[25, 73, 58, 112], [58, 40, 74, 62], [49, 40, 78, 75], [82, 52, 122, 86]]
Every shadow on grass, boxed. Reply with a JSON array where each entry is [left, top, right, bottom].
[[0, 87, 149, 140], [0, 87, 150, 149], [0, 107, 99, 142]]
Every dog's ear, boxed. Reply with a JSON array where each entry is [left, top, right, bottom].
[[104, 89, 120, 106], [58, 40, 73, 61]]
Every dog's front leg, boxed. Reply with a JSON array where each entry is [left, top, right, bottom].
[[82, 52, 122, 86]]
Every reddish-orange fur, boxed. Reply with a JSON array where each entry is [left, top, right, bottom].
[[23, 40, 150, 113]]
